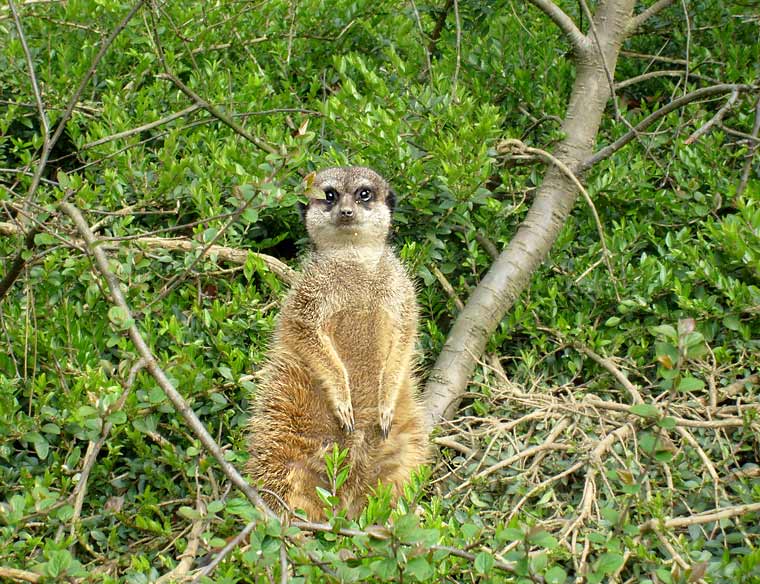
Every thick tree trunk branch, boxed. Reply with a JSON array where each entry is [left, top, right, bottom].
[[424, 0, 636, 425]]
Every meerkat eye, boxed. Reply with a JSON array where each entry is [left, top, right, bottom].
[[357, 187, 373, 202], [323, 188, 338, 204]]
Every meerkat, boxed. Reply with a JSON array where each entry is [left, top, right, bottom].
[[246, 166, 428, 519]]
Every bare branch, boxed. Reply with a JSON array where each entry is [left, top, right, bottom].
[[451, 225, 499, 260], [620, 49, 688, 66], [684, 89, 739, 145], [192, 521, 257, 582], [573, 344, 643, 404], [59, 201, 275, 518], [581, 83, 756, 171], [627, 0, 677, 35], [498, 138, 620, 301], [69, 359, 146, 542], [736, 95, 760, 199], [135, 237, 296, 284], [409, 0, 433, 76], [432, 436, 474, 456], [721, 374, 760, 400], [0, 568, 41, 583], [525, 0, 589, 54], [148, 6, 280, 159], [640, 502, 760, 534], [614, 69, 717, 91], [431, 265, 464, 311], [450, 0, 461, 103], [579, 0, 628, 127], [0, 0, 147, 301], [424, 0, 636, 424], [0, 221, 296, 284], [156, 495, 207, 583], [8, 0, 50, 139], [81, 104, 201, 149]]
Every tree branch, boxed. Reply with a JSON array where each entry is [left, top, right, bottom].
[[580, 83, 756, 171], [684, 89, 739, 145], [0, 0, 147, 302], [423, 0, 636, 425], [0, 221, 296, 284], [8, 0, 50, 140], [59, 201, 275, 518], [627, 0, 676, 35], [148, 6, 280, 159], [525, 0, 589, 54], [639, 502, 760, 534]]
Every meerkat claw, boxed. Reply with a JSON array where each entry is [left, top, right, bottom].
[[379, 407, 394, 439], [336, 402, 355, 434]]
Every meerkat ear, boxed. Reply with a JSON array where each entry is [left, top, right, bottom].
[[386, 189, 397, 213]]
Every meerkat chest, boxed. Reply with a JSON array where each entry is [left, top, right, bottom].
[[326, 306, 393, 376]]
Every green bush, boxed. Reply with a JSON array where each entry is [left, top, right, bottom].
[[1, 0, 758, 581]]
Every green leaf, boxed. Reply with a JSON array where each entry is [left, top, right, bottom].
[[596, 552, 624, 575], [496, 527, 524, 542], [604, 316, 621, 326], [527, 530, 558, 549], [226, 498, 259, 522], [57, 170, 70, 189], [461, 523, 480, 540], [394, 513, 422, 543], [723, 315, 741, 331], [56, 504, 74, 522], [655, 342, 678, 368], [474, 551, 494, 574], [106, 410, 127, 425], [677, 377, 705, 392], [545, 565, 567, 584], [629, 403, 661, 418], [406, 557, 434, 581], [34, 232, 57, 246], [46, 550, 73, 578], [370, 558, 397, 579], [178, 506, 202, 520], [650, 324, 677, 341], [107, 306, 134, 330]]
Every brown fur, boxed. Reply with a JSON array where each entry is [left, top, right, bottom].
[[246, 167, 428, 519]]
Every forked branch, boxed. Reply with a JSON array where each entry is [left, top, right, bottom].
[[525, 0, 589, 54]]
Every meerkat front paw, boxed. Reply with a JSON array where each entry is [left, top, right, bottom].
[[335, 399, 355, 434], [379, 404, 394, 439]]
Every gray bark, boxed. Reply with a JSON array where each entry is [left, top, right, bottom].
[[424, 0, 637, 425]]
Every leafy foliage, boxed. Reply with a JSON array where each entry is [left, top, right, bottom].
[[1, 0, 759, 582]]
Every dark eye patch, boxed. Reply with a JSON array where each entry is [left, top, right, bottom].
[[356, 187, 373, 203], [323, 187, 338, 204]]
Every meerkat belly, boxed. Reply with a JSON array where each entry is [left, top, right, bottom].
[[327, 308, 390, 405]]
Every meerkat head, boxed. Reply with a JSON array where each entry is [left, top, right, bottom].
[[301, 166, 396, 252]]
